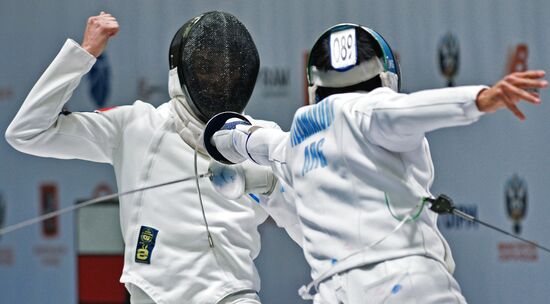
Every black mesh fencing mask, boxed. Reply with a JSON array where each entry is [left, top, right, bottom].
[[169, 11, 260, 123]]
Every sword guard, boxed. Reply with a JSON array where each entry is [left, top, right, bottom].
[[203, 112, 251, 164], [426, 194, 456, 215]]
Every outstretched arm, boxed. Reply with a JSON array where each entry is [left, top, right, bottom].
[[361, 70, 547, 152]]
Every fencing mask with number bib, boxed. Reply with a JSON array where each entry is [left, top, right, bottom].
[[307, 23, 400, 104]]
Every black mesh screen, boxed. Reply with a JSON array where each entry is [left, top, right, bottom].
[[176, 12, 260, 122]]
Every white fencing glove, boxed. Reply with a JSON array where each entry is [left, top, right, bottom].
[[204, 111, 281, 165], [211, 118, 255, 164]]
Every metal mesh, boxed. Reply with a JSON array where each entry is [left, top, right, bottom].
[[177, 12, 259, 122]]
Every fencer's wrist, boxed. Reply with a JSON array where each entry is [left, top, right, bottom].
[[212, 129, 247, 163], [236, 125, 264, 164], [210, 119, 267, 164], [475, 88, 490, 112], [233, 127, 252, 163], [63, 39, 97, 66]]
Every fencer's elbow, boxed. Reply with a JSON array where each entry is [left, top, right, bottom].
[[5, 127, 23, 151], [5, 121, 33, 151], [5, 123, 19, 147]]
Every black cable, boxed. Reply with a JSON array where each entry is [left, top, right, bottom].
[[425, 194, 550, 254]]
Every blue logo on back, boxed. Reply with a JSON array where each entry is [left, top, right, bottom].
[[302, 138, 327, 176], [290, 99, 334, 146]]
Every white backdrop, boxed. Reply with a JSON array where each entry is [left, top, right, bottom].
[[1, 0, 549, 303]]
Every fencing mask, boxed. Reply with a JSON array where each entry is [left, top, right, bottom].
[[307, 23, 400, 104], [169, 11, 260, 123]]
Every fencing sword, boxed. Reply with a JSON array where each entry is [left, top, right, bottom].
[[426, 194, 550, 254], [0, 172, 211, 236]]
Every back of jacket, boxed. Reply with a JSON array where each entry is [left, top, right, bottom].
[[250, 86, 485, 281]]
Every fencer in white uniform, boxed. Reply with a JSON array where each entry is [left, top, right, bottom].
[[5, 12, 301, 304], [208, 24, 547, 303]]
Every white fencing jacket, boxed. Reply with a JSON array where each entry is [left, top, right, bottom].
[[5, 39, 301, 304], [242, 85, 487, 284]]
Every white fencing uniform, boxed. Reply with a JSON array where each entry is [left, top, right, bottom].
[[5, 39, 300, 304], [233, 86, 488, 303]]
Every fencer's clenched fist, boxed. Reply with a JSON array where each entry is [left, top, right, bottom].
[[476, 70, 548, 120], [81, 12, 119, 57], [211, 119, 252, 164]]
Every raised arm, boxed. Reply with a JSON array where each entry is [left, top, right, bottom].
[[5, 12, 123, 163]]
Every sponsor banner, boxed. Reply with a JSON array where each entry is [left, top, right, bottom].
[[440, 205, 479, 230], [257, 66, 291, 98]]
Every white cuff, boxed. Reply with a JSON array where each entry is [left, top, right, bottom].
[[64, 39, 97, 68]]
